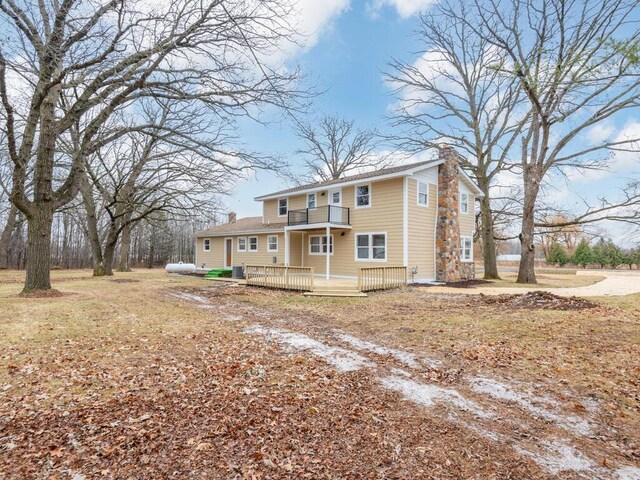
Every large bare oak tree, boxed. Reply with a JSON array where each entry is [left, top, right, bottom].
[[295, 115, 387, 181], [386, 2, 528, 279], [0, 0, 302, 292], [466, 0, 640, 283]]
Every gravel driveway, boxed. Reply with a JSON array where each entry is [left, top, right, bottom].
[[434, 270, 640, 297]]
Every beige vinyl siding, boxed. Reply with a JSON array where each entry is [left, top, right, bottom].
[[407, 178, 438, 280], [262, 189, 331, 224], [299, 177, 404, 276], [459, 187, 475, 238], [196, 237, 226, 268], [196, 233, 284, 269]]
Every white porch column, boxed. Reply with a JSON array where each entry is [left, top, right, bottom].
[[325, 226, 330, 280], [284, 229, 290, 266]]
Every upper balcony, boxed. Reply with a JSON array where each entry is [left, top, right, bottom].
[[287, 205, 351, 227]]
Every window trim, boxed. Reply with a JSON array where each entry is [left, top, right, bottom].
[[267, 235, 278, 252], [248, 236, 258, 252], [417, 181, 429, 207], [237, 236, 247, 252], [307, 193, 317, 209], [354, 183, 372, 209], [460, 236, 473, 262], [354, 232, 388, 262], [460, 192, 469, 214], [278, 198, 288, 217], [203, 238, 211, 252], [308, 234, 334, 256]]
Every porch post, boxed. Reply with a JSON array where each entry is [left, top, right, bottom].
[[325, 226, 330, 280], [285, 229, 290, 266]]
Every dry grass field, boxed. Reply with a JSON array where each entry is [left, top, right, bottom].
[[1, 269, 638, 479]]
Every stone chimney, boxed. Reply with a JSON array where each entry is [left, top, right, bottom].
[[228, 212, 236, 224], [435, 146, 463, 282]]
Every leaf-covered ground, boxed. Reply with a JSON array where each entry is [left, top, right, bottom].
[[1, 270, 638, 479]]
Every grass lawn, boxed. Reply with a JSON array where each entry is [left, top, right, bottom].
[[1, 269, 638, 478]]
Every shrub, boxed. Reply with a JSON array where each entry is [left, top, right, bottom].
[[571, 239, 593, 268], [546, 243, 570, 266]]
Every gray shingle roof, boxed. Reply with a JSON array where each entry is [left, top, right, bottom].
[[255, 159, 439, 200], [195, 217, 285, 238]]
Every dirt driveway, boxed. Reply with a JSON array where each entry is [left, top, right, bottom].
[[169, 285, 640, 479]]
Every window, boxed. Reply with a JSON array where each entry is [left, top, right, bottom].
[[332, 191, 340, 204], [460, 193, 469, 214], [237, 237, 247, 252], [355, 184, 370, 207], [309, 235, 333, 255], [461, 236, 473, 261], [307, 193, 316, 209], [248, 236, 258, 252], [267, 235, 278, 252], [203, 239, 211, 252], [356, 233, 387, 261], [278, 198, 288, 217], [417, 181, 428, 206]]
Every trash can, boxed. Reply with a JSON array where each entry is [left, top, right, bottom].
[[232, 266, 244, 279]]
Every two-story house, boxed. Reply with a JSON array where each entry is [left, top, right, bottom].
[[195, 146, 482, 283]]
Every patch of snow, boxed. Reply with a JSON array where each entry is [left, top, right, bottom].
[[246, 326, 375, 372], [169, 292, 216, 309], [336, 333, 420, 368], [470, 377, 591, 436], [390, 367, 412, 378], [618, 466, 640, 480], [380, 374, 492, 419], [515, 440, 596, 475]]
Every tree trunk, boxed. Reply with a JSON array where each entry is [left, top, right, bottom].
[[23, 207, 54, 292], [0, 204, 19, 269], [516, 172, 540, 284], [102, 222, 120, 276], [80, 177, 106, 276], [479, 188, 500, 280], [117, 220, 132, 272], [103, 242, 116, 276]]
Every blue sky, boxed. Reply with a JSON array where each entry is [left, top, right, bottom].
[[228, 0, 425, 218], [226, 0, 640, 242]]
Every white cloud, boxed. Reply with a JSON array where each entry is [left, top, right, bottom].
[[567, 121, 640, 183], [268, 0, 350, 64], [368, 0, 438, 19]]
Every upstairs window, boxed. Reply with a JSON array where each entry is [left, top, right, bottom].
[[203, 239, 211, 251], [356, 184, 370, 207], [248, 236, 258, 251], [417, 182, 428, 206], [267, 235, 278, 252], [278, 198, 288, 216], [307, 193, 316, 209], [237, 237, 247, 252], [460, 193, 469, 214], [460, 236, 473, 261]]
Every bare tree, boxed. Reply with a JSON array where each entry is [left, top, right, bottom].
[[0, 0, 302, 293], [386, 3, 528, 279], [295, 115, 387, 181], [466, 0, 640, 283], [79, 100, 244, 276]]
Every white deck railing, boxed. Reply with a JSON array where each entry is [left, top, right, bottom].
[[245, 265, 315, 292], [358, 266, 407, 292]]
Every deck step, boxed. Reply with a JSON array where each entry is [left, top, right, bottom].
[[304, 290, 367, 298]]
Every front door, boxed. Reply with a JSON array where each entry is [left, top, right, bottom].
[[329, 188, 342, 223], [225, 238, 232, 268]]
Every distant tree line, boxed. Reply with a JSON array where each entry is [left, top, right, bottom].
[[546, 239, 640, 269]]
